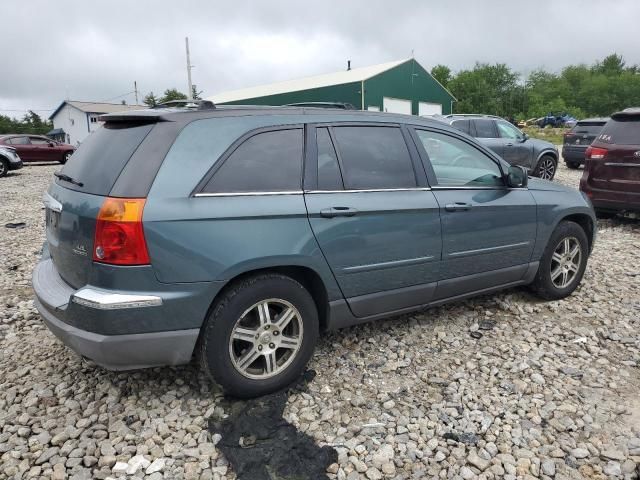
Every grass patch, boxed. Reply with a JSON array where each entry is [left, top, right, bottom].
[[522, 127, 567, 145]]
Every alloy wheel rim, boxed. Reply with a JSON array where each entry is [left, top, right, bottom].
[[0, 162, 6, 175], [550, 236, 581, 289], [539, 158, 556, 179], [229, 298, 304, 379]]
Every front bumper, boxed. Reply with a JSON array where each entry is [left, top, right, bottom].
[[9, 159, 23, 170], [32, 257, 204, 370]]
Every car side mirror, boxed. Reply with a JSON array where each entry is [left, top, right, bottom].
[[48, 142, 55, 147], [506, 165, 528, 188], [520, 133, 528, 142]]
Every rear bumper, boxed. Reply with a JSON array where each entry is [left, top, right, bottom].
[[581, 186, 640, 212], [35, 298, 198, 370], [562, 147, 586, 163], [31, 257, 217, 370]]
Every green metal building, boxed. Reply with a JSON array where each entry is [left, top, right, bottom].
[[208, 59, 456, 115]]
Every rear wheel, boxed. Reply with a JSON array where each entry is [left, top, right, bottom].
[[530, 220, 589, 300], [534, 155, 557, 180], [60, 152, 71, 164], [0, 158, 7, 177], [200, 273, 319, 398], [565, 160, 580, 169]]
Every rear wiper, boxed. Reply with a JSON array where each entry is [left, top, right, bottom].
[[54, 172, 84, 187]]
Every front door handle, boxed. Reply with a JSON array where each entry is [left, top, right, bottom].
[[505, 143, 514, 147], [320, 207, 358, 218], [445, 202, 472, 212]]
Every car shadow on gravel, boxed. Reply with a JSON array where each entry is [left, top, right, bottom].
[[208, 370, 338, 480]]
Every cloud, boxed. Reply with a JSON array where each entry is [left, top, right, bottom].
[[1, 0, 637, 118]]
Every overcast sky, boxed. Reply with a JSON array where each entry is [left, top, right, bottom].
[[2, 0, 638, 118]]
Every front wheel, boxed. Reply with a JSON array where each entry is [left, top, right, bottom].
[[530, 220, 589, 300], [200, 274, 319, 398], [534, 155, 557, 180]]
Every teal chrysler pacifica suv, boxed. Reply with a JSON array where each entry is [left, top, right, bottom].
[[33, 103, 596, 397]]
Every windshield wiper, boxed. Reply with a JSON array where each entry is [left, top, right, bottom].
[[54, 172, 84, 187]]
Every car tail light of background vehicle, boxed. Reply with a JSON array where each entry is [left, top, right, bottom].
[[585, 146, 608, 159], [93, 197, 150, 265]]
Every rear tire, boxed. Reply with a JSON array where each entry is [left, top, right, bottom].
[[534, 155, 557, 180], [199, 273, 319, 398], [60, 152, 71, 164], [530, 220, 589, 300], [0, 158, 7, 177], [565, 160, 580, 169]]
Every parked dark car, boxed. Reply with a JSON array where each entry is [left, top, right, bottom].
[[580, 108, 640, 216], [0, 135, 75, 163], [562, 118, 609, 169], [0, 145, 23, 177], [538, 113, 577, 129], [441, 114, 560, 180], [33, 106, 596, 397]]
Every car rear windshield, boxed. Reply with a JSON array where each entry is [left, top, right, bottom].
[[597, 117, 640, 145], [572, 122, 606, 135], [56, 123, 154, 195]]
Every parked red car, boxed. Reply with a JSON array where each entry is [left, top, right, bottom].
[[0, 135, 75, 163], [580, 108, 640, 216]]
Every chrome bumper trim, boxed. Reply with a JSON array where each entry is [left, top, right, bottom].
[[72, 288, 163, 310]]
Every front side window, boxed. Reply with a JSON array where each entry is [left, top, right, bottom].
[[331, 126, 416, 189], [415, 130, 504, 187], [496, 120, 523, 140], [474, 119, 498, 138], [202, 129, 303, 193]]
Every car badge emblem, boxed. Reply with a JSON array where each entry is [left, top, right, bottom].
[[73, 244, 88, 256]]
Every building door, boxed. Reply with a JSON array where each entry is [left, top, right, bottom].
[[383, 97, 412, 115], [419, 102, 442, 116]]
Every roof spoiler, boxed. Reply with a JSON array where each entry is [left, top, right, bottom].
[[612, 107, 640, 120], [98, 110, 166, 123], [153, 100, 216, 110]]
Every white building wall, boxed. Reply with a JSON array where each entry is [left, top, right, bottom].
[[51, 105, 101, 146]]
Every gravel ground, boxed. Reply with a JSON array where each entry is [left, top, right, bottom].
[[1, 161, 639, 480]]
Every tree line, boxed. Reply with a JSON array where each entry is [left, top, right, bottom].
[[431, 53, 640, 120], [0, 111, 52, 136]]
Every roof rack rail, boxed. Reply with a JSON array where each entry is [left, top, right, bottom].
[[446, 113, 503, 119], [153, 100, 216, 110], [285, 102, 357, 110]]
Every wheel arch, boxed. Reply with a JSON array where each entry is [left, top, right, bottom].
[[202, 265, 332, 336], [536, 148, 559, 163], [556, 213, 595, 253]]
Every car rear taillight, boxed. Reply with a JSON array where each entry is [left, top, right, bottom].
[[93, 198, 150, 265], [585, 146, 608, 159]]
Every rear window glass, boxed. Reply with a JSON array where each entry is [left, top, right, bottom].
[[572, 122, 606, 135], [597, 118, 640, 145], [451, 119, 471, 135], [58, 123, 153, 195]]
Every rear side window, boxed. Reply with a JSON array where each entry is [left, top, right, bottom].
[[202, 129, 303, 193], [7, 136, 30, 145], [331, 126, 416, 189], [58, 123, 153, 195], [316, 128, 343, 190], [597, 118, 639, 144], [474, 119, 498, 138], [451, 119, 472, 135]]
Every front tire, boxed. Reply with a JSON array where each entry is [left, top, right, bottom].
[[534, 155, 557, 180], [530, 221, 589, 300], [200, 274, 319, 398], [0, 158, 7, 177]]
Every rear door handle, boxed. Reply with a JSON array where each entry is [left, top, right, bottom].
[[445, 202, 472, 212], [320, 207, 358, 218]]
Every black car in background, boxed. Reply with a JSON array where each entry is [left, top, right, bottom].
[[562, 118, 609, 169]]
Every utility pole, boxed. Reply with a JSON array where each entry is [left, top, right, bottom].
[[185, 37, 194, 100], [134, 81, 139, 104]]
